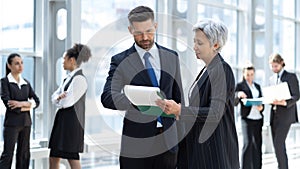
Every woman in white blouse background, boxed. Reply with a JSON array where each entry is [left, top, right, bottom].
[[48, 44, 92, 169], [235, 65, 264, 169]]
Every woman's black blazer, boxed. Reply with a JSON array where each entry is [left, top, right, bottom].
[[1, 77, 40, 126], [235, 80, 264, 119]]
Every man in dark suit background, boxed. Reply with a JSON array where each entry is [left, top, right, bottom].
[[101, 6, 183, 169], [269, 53, 300, 169]]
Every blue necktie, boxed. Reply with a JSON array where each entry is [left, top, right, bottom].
[[143, 52, 163, 125]]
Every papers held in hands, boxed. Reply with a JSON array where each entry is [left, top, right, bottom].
[[262, 82, 292, 104], [123, 85, 175, 118], [241, 82, 292, 106]]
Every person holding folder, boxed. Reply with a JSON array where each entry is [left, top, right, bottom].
[[235, 65, 264, 169], [101, 6, 183, 169], [156, 19, 239, 169], [269, 53, 300, 169]]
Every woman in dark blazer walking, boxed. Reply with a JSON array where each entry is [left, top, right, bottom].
[[156, 19, 239, 169], [235, 65, 264, 169], [0, 53, 40, 169], [48, 44, 91, 169]]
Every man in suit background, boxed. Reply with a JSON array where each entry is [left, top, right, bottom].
[[101, 6, 183, 169], [269, 53, 300, 169]]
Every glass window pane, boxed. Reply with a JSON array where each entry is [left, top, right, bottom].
[[81, 0, 156, 43], [273, 19, 295, 70], [206, 0, 237, 6], [197, 4, 237, 65], [0, 0, 34, 51], [56, 8, 67, 40], [254, 0, 265, 11], [273, 0, 295, 18], [177, 0, 187, 13]]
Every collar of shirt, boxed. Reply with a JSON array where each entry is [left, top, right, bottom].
[[246, 81, 254, 89], [7, 73, 27, 87], [68, 68, 81, 78], [277, 68, 284, 79], [134, 43, 159, 65], [246, 81, 259, 98], [62, 68, 82, 88], [134, 43, 161, 87]]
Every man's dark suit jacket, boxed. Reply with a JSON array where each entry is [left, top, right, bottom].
[[271, 70, 299, 125], [235, 80, 264, 118], [179, 54, 239, 169], [101, 43, 183, 157]]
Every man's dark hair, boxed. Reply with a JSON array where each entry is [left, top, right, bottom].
[[128, 6, 154, 25]]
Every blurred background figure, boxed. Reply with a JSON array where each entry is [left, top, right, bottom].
[[48, 44, 92, 169], [268, 53, 300, 169], [235, 64, 264, 169], [0, 53, 40, 169]]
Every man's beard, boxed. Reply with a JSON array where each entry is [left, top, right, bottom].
[[136, 40, 154, 50]]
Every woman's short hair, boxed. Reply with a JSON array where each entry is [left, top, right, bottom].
[[269, 53, 285, 67], [192, 18, 228, 52]]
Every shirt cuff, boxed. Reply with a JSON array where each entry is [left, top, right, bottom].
[[28, 99, 36, 109]]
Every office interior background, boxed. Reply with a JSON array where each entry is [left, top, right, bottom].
[[0, 0, 300, 168]]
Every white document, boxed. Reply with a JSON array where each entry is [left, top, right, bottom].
[[262, 82, 291, 104], [123, 85, 162, 106]]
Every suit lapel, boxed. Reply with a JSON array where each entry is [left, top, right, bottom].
[[189, 70, 209, 102], [280, 70, 287, 82], [188, 54, 222, 102], [158, 44, 171, 87], [242, 80, 253, 98], [126, 44, 160, 86], [126, 45, 145, 74]]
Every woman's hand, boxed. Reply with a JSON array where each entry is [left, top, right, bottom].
[[272, 99, 287, 106], [8, 100, 31, 110], [256, 105, 263, 111], [155, 99, 181, 116], [237, 91, 247, 99], [57, 92, 67, 101], [8, 100, 22, 109]]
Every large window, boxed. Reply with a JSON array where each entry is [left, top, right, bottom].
[[0, 0, 36, 142], [273, 19, 295, 70], [196, 4, 238, 65], [0, 0, 34, 51], [273, 0, 295, 18]]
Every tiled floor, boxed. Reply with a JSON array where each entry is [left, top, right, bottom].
[[262, 157, 300, 169], [262, 151, 300, 169], [93, 154, 300, 169]]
